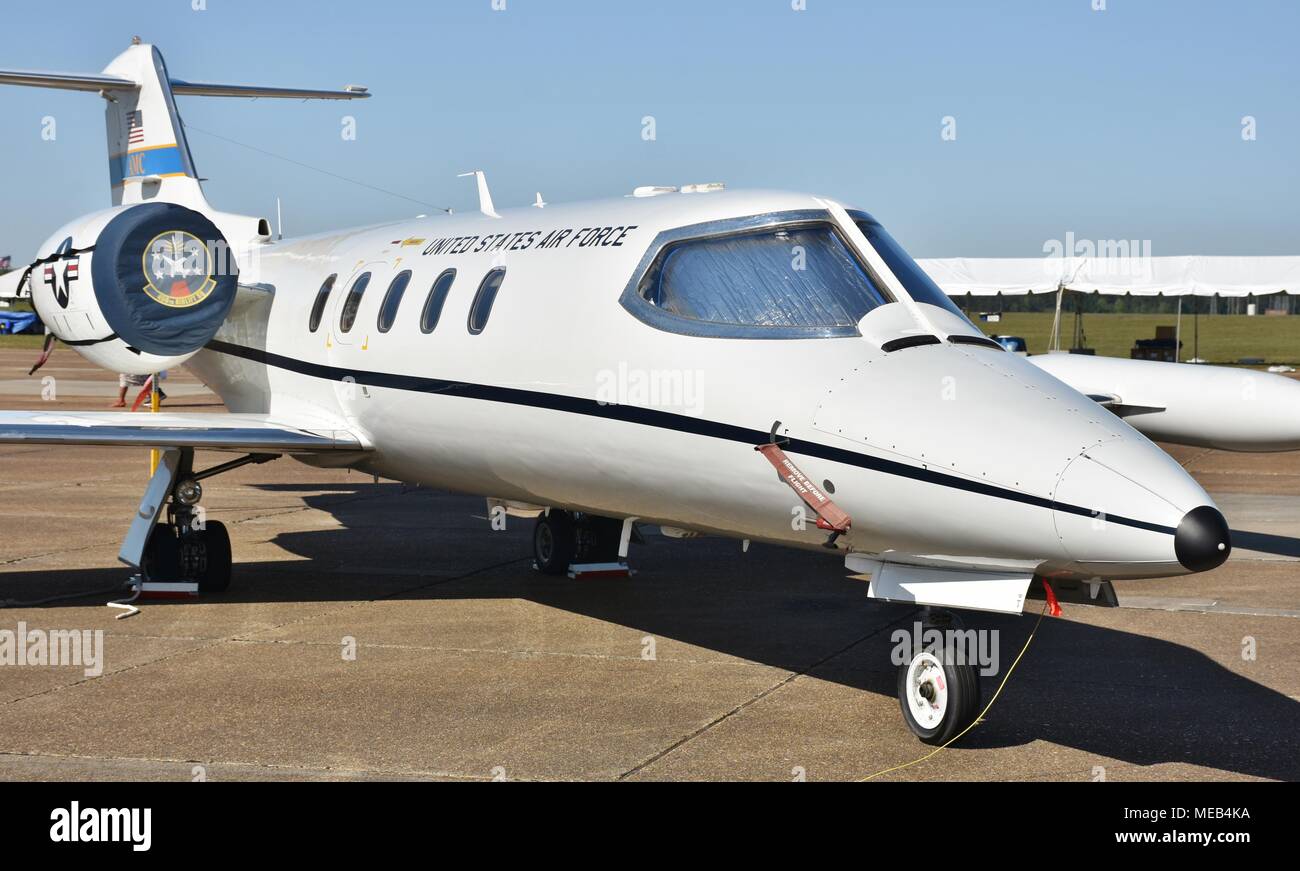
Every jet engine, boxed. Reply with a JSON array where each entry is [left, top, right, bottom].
[[28, 202, 238, 375]]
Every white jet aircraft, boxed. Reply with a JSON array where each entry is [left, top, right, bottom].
[[1028, 353, 1300, 453], [0, 43, 1233, 744]]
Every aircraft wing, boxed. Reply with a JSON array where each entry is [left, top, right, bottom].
[[0, 267, 29, 299], [0, 411, 366, 452]]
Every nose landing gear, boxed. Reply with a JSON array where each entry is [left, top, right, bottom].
[[896, 610, 982, 746]]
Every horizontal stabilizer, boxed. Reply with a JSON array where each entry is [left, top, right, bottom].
[[0, 69, 368, 100], [169, 79, 369, 100], [0, 69, 136, 92], [0, 411, 366, 453]]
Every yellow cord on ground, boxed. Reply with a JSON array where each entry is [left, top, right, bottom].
[[860, 601, 1049, 782]]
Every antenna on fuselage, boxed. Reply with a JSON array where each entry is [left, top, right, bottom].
[[275, 197, 283, 240], [533, 192, 546, 208], [457, 170, 500, 218]]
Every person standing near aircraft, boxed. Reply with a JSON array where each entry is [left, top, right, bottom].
[[112, 373, 147, 408], [112, 372, 166, 408]]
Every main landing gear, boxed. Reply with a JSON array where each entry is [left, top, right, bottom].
[[121, 447, 277, 593], [142, 512, 232, 593], [896, 609, 982, 746], [532, 510, 633, 576]]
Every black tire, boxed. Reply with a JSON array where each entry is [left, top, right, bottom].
[[533, 511, 575, 575], [896, 644, 982, 746], [141, 524, 182, 582], [195, 520, 232, 593]]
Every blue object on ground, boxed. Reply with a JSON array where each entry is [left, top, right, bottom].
[[0, 311, 40, 334]]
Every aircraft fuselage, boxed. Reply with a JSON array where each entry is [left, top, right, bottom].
[[186, 188, 1227, 582]]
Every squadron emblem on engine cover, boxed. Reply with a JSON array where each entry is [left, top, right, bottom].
[[142, 229, 216, 308]]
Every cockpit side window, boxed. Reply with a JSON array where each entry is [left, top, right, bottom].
[[850, 215, 970, 321], [631, 222, 888, 339]]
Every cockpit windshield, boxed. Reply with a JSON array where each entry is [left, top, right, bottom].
[[850, 214, 970, 322], [634, 223, 889, 338]]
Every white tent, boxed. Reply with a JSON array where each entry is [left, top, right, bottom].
[[916, 255, 1300, 297]]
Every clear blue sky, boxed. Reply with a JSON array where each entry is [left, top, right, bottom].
[[1, 0, 1296, 260]]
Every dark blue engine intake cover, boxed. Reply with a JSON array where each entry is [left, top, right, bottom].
[[91, 202, 238, 356]]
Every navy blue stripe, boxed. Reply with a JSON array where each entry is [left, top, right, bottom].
[[205, 339, 1176, 537]]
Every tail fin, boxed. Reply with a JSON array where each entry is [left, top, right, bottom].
[[0, 40, 369, 210], [101, 42, 205, 209]]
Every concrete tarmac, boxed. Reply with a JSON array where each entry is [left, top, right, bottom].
[[0, 349, 1296, 781]]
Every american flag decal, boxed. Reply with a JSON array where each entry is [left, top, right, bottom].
[[127, 110, 145, 145]]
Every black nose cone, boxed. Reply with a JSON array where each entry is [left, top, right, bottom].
[[1175, 506, 1231, 572]]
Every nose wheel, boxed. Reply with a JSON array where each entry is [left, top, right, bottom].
[[896, 617, 982, 745]]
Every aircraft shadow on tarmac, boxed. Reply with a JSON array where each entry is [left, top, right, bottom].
[[3, 482, 1297, 780], [1231, 529, 1300, 559]]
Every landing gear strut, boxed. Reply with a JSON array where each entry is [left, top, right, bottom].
[[121, 447, 276, 593], [896, 609, 982, 745]]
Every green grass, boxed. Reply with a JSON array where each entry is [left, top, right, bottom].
[[975, 312, 1300, 365], [0, 333, 48, 349]]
